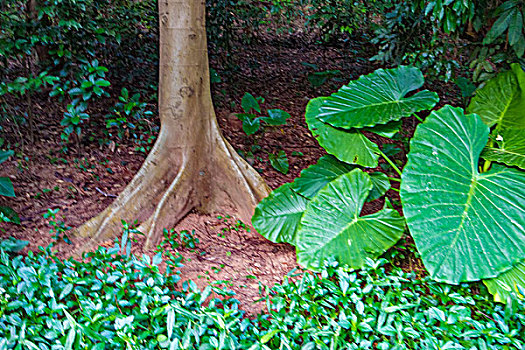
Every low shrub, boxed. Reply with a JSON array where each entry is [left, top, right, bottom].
[[1, 240, 525, 349]]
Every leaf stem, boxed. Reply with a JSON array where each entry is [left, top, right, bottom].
[[390, 187, 400, 193], [412, 113, 424, 123], [482, 138, 494, 172], [387, 177, 401, 182], [378, 150, 402, 177], [482, 159, 492, 172]]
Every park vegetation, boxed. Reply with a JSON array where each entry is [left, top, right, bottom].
[[1, 0, 525, 348]]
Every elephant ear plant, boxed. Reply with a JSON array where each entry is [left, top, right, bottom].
[[252, 65, 525, 302]]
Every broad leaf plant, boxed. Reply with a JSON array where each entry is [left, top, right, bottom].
[[252, 65, 525, 302]]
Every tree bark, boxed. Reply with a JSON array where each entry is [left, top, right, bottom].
[[73, 0, 270, 249]]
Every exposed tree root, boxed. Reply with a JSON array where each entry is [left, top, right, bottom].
[[73, 123, 269, 252]]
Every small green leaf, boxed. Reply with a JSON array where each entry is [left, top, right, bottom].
[[68, 87, 83, 96], [269, 150, 289, 174], [237, 114, 260, 135], [307, 70, 341, 87], [80, 80, 93, 89], [261, 329, 280, 344], [64, 327, 76, 350], [0, 150, 14, 164], [262, 109, 290, 126], [508, 10, 523, 46], [484, 9, 513, 44], [368, 172, 391, 202], [157, 334, 169, 348], [210, 68, 221, 83], [454, 77, 477, 99], [95, 78, 110, 87], [59, 284, 74, 300], [241, 92, 261, 113], [167, 309, 175, 338], [0, 177, 15, 197]]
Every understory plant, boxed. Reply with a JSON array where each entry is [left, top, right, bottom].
[[373, 0, 525, 82], [252, 65, 525, 302], [236, 92, 291, 174], [0, 148, 18, 225], [0, 0, 157, 149], [104, 87, 156, 153], [236, 92, 290, 136]]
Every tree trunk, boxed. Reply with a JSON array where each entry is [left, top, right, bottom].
[[73, 0, 270, 249]]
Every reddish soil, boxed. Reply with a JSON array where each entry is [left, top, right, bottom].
[[0, 29, 461, 309]]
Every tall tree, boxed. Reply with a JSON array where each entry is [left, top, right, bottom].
[[74, 0, 269, 248]]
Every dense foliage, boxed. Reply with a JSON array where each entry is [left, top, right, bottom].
[[207, 0, 525, 80], [0, 0, 158, 152], [253, 65, 525, 301], [372, 0, 525, 81], [3, 0, 524, 155], [3, 240, 525, 349]]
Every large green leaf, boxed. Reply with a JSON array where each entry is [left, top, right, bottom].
[[291, 155, 390, 202], [296, 169, 405, 270], [484, 261, 525, 303], [401, 105, 525, 284], [318, 66, 439, 129], [291, 155, 356, 199], [467, 63, 525, 131], [252, 183, 308, 245], [481, 129, 525, 169], [306, 98, 380, 167]]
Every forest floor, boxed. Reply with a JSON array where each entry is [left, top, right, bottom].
[[0, 30, 461, 311]]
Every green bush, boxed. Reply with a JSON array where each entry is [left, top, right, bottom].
[[305, 0, 380, 42], [104, 87, 157, 153], [372, 0, 525, 81], [206, 0, 268, 51], [0, 0, 158, 149]]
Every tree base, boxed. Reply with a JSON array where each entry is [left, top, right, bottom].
[[73, 124, 270, 252]]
